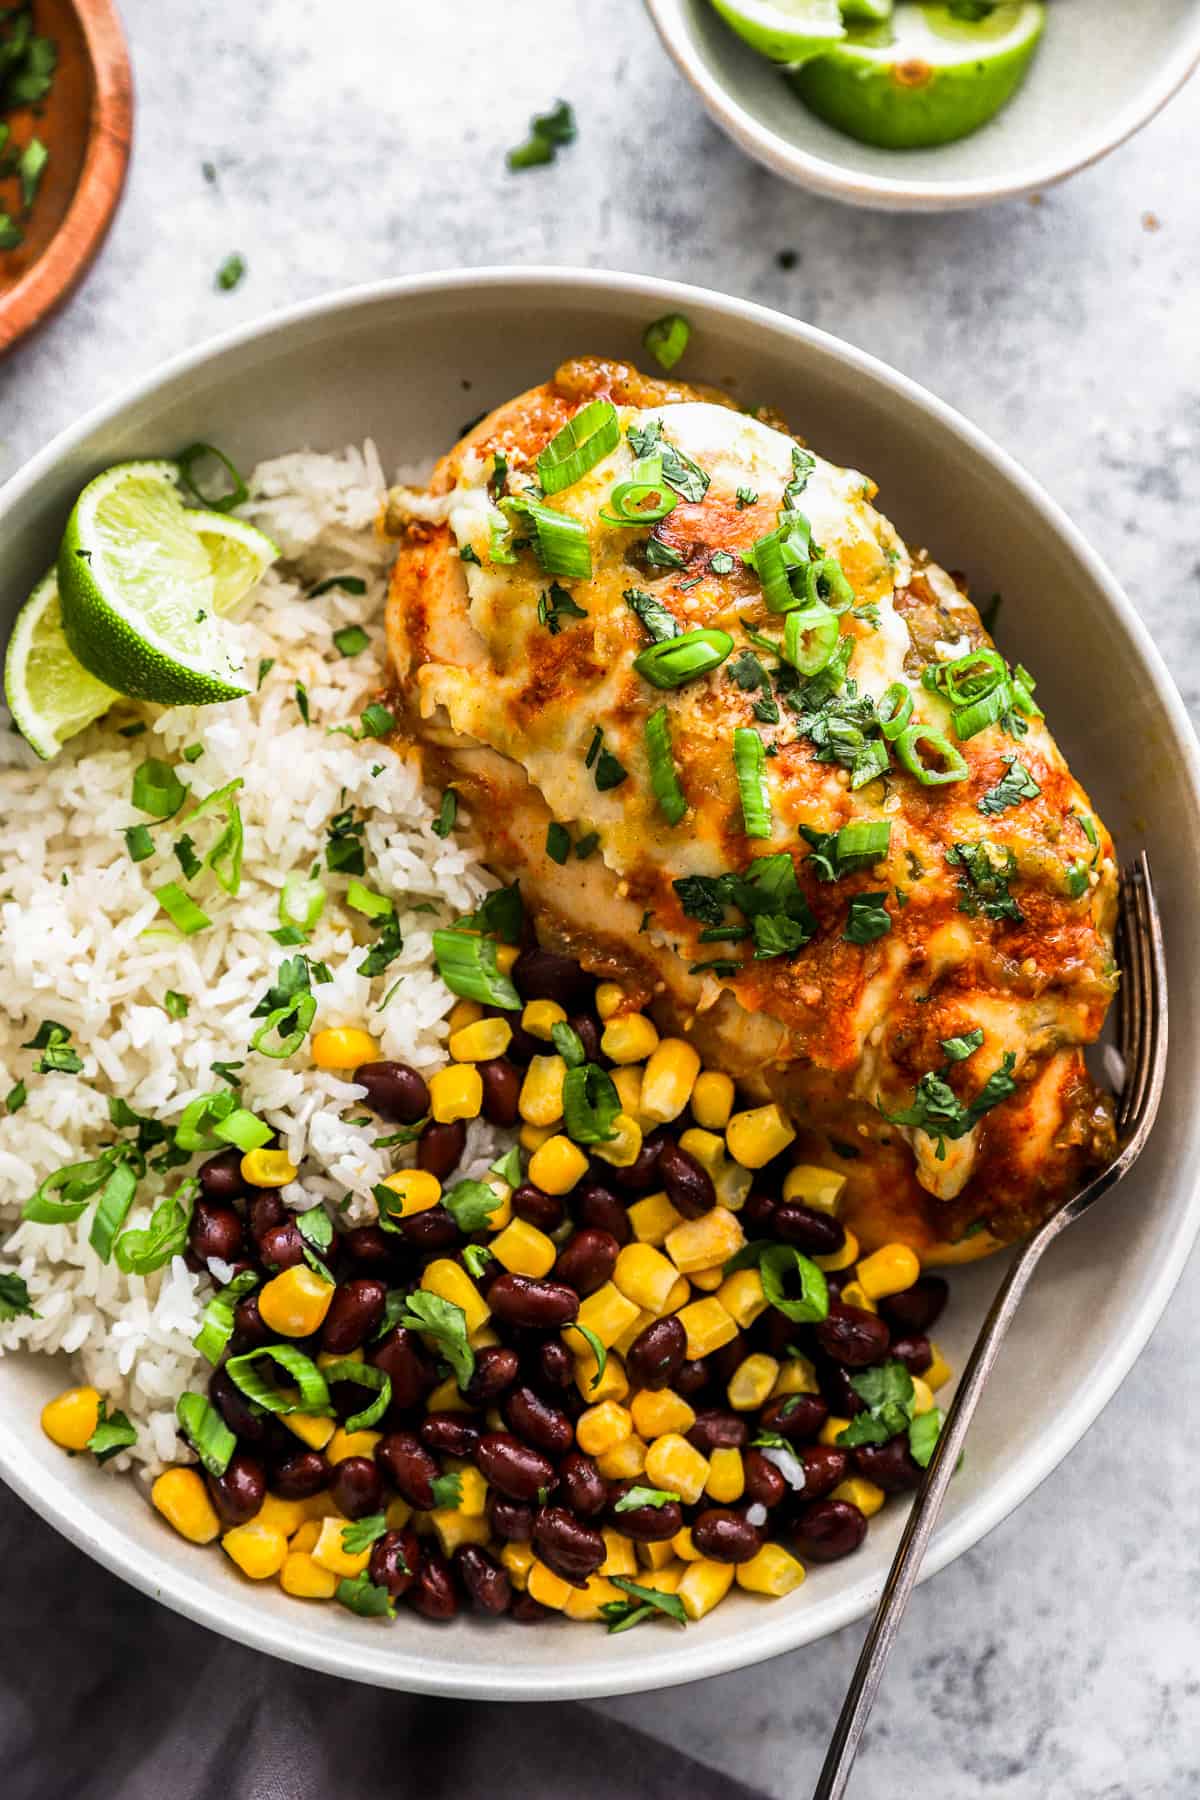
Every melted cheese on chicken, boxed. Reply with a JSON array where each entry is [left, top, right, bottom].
[[386, 357, 1117, 1260]]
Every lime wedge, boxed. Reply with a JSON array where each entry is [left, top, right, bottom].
[[58, 461, 249, 704], [709, 0, 845, 66], [792, 2, 1045, 148], [191, 511, 280, 616], [840, 0, 892, 17], [4, 570, 120, 759]]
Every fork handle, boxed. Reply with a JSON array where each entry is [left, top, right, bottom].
[[812, 1211, 1061, 1800]]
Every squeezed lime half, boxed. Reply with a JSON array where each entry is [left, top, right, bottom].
[[4, 571, 120, 760], [709, 0, 846, 66], [791, 2, 1045, 148]]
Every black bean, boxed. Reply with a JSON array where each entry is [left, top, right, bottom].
[[791, 1497, 867, 1562], [488, 1274, 579, 1329], [691, 1507, 762, 1564], [488, 1494, 535, 1541], [342, 1224, 393, 1268], [674, 1357, 709, 1398], [187, 1199, 243, 1268], [198, 1148, 246, 1202], [209, 1366, 270, 1442], [534, 1506, 606, 1584], [503, 1019, 543, 1066], [759, 1393, 829, 1442], [817, 1357, 866, 1417], [370, 1327, 437, 1411], [420, 1413, 482, 1459], [321, 1277, 388, 1354], [773, 1203, 845, 1257], [554, 1228, 619, 1298], [463, 1344, 520, 1407], [504, 1386, 573, 1458], [229, 1291, 274, 1352], [512, 948, 594, 1012], [606, 1482, 682, 1542], [814, 1304, 891, 1368], [512, 1183, 566, 1233], [687, 1409, 747, 1454], [878, 1275, 949, 1337], [658, 1141, 715, 1219], [407, 1550, 458, 1620], [889, 1333, 933, 1377], [375, 1430, 439, 1508], [271, 1449, 330, 1499], [369, 1527, 419, 1597], [356, 1060, 430, 1125], [331, 1454, 384, 1519], [709, 1331, 750, 1386], [455, 1544, 512, 1615], [610, 1127, 668, 1194], [206, 1452, 266, 1526], [247, 1192, 285, 1241], [795, 1443, 851, 1499], [257, 1221, 304, 1271], [478, 1057, 521, 1128], [743, 1448, 787, 1510], [567, 1014, 602, 1063], [510, 1591, 555, 1623], [575, 1184, 631, 1245], [394, 1204, 461, 1254], [477, 1432, 556, 1502], [533, 1339, 573, 1392], [417, 1120, 467, 1180], [852, 1435, 923, 1493], [558, 1450, 607, 1518], [625, 1315, 686, 1391]]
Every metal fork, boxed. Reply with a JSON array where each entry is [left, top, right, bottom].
[[814, 852, 1168, 1800]]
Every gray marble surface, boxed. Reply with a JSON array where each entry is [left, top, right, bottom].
[[1, 2, 1198, 1795]]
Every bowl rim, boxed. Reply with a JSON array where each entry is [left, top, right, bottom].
[[642, 0, 1200, 211], [1, 264, 1198, 1698]]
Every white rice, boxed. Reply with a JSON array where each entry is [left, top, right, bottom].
[[0, 445, 501, 1481]]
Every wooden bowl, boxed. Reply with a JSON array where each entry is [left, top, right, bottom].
[[0, 0, 132, 354]]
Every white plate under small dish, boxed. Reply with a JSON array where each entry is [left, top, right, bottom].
[[643, 0, 1200, 211], [0, 268, 1197, 1699]]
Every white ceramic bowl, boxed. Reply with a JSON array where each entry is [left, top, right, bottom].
[[644, 0, 1200, 210], [1, 268, 1198, 1699]]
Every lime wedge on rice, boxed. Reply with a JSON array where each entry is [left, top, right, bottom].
[[190, 510, 279, 617], [4, 570, 120, 760], [57, 461, 251, 704], [708, 0, 845, 65]]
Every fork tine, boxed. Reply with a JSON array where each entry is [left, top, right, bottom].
[[1116, 854, 1166, 1140]]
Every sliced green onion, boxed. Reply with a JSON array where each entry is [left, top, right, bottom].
[[279, 872, 326, 935], [502, 495, 591, 580], [23, 1154, 115, 1225], [176, 1391, 236, 1476], [154, 882, 211, 935], [941, 647, 1006, 707], [733, 729, 771, 840], [877, 683, 913, 742], [346, 880, 393, 920], [225, 1344, 331, 1415], [537, 399, 620, 495], [194, 1270, 259, 1364], [953, 685, 1010, 740], [600, 458, 679, 527], [749, 527, 803, 614], [895, 724, 969, 787], [803, 557, 854, 613], [333, 625, 370, 657], [562, 1063, 621, 1144], [643, 312, 691, 372], [783, 604, 839, 676], [321, 1358, 391, 1431], [175, 1090, 236, 1152], [250, 991, 317, 1058], [88, 1160, 140, 1262], [633, 628, 733, 690], [124, 825, 154, 863], [213, 1107, 272, 1153], [432, 929, 521, 1010], [176, 442, 248, 513], [836, 820, 892, 862], [113, 1183, 196, 1275], [132, 758, 187, 818], [645, 707, 687, 826]]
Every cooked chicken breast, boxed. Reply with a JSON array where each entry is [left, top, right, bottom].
[[385, 357, 1117, 1261]]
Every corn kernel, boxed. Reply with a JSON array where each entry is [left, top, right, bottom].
[[626, 1190, 683, 1247], [819, 1415, 852, 1446], [600, 1529, 637, 1577], [636, 1537, 675, 1571], [428, 1063, 483, 1123], [679, 1127, 752, 1210], [602, 1012, 660, 1065], [290, 1519, 322, 1553], [575, 1400, 633, 1458], [410, 1510, 434, 1536], [518, 1054, 566, 1127], [725, 1103, 796, 1170], [519, 1121, 556, 1152], [282, 1410, 336, 1450], [501, 1541, 535, 1590], [573, 1281, 642, 1349], [563, 1575, 627, 1621], [385, 1496, 413, 1530], [678, 1296, 740, 1360], [634, 1561, 684, 1595], [327, 1427, 382, 1465], [571, 1342, 629, 1404], [595, 982, 626, 1020], [664, 1206, 745, 1275], [706, 1446, 745, 1504], [425, 1374, 472, 1413], [911, 1376, 936, 1416], [672, 1526, 701, 1562], [613, 1242, 679, 1312], [639, 1038, 701, 1124], [240, 1147, 298, 1187], [659, 1275, 691, 1316], [151, 1467, 221, 1544], [453, 1464, 489, 1517], [630, 1388, 695, 1440], [611, 1064, 645, 1123], [41, 1384, 101, 1452], [494, 943, 519, 975], [311, 1026, 379, 1070], [522, 998, 567, 1040], [591, 1112, 644, 1170], [317, 1347, 363, 1372], [528, 1559, 573, 1610], [259, 1264, 335, 1338], [480, 1186, 512, 1231], [691, 1070, 735, 1131], [689, 1266, 724, 1292], [421, 1257, 490, 1334], [771, 1354, 820, 1398], [297, 1490, 340, 1521], [645, 1432, 709, 1504], [677, 1558, 734, 1620], [736, 1543, 806, 1597], [727, 1352, 779, 1412], [815, 1229, 859, 1272], [611, 1307, 654, 1359], [528, 1134, 589, 1195], [256, 1492, 309, 1538], [448, 1016, 512, 1062], [596, 1434, 647, 1479], [223, 1519, 289, 1580], [310, 1515, 370, 1577], [431, 1508, 491, 1555], [857, 1243, 922, 1301], [782, 1164, 847, 1214], [832, 1476, 885, 1518], [717, 1266, 768, 1328], [839, 1279, 877, 1314], [490, 1216, 557, 1278], [925, 1342, 952, 1391], [447, 999, 483, 1034], [280, 1550, 338, 1599]]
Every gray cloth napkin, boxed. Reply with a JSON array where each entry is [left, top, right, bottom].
[[0, 1484, 761, 1800]]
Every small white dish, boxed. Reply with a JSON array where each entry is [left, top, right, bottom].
[[1, 268, 1198, 1698], [643, 0, 1200, 210]]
